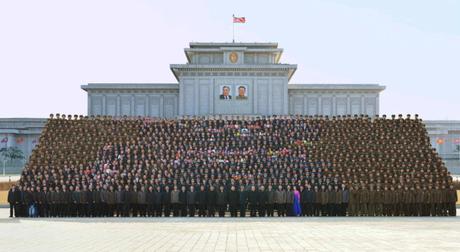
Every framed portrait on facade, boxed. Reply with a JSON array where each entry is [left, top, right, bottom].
[[219, 85, 232, 100], [235, 85, 248, 100]]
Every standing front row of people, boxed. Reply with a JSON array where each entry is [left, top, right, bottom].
[[8, 183, 457, 218]]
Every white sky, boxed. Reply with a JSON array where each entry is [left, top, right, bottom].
[[0, 0, 459, 119]]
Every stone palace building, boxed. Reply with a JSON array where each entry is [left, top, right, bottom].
[[0, 42, 459, 174]]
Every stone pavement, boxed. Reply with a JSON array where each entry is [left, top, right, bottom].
[[1, 209, 459, 252]]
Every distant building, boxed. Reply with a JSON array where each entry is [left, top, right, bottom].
[[1, 42, 458, 174]]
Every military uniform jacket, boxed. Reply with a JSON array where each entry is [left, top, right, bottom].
[[383, 191, 392, 204], [362, 190, 371, 204]]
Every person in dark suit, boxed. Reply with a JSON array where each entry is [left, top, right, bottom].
[[228, 185, 239, 217], [197, 185, 207, 217], [207, 186, 217, 217], [219, 86, 232, 100], [7, 186, 16, 218], [162, 186, 171, 217], [146, 186, 155, 217], [216, 185, 227, 217], [179, 186, 188, 217], [239, 185, 248, 217], [187, 185, 197, 217], [248, 185, 258, 217]]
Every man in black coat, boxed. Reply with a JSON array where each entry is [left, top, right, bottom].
[[197, 185, 207, 217], [228, 185, 239, 217], [239, 185, 247, 217], [122, 185, 130, 217], [207, 186, 217, 217], [146, 186, 155, 217], [23, 187, 34, 217], [179, 186, 188, 217], [87, 186, 95, 217], [7, 186, 16, 218], [266, 185, 275, 217], [162, 186, 171, 217], [248, 185, 258, 217], [258, 185, 268, 217], [40, 186, 49, 217], [187, 185, 197, 217], [216, 185, 227, 217], [154, 186, 163, 217]]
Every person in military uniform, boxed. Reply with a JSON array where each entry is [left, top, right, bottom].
[[448, 185, 457, 216]]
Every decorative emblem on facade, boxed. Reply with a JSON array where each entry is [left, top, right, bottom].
[[229, 52, 238, 63]]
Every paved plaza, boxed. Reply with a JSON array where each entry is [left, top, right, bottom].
[[0, 209, 459, 251]]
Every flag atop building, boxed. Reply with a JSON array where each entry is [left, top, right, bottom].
[[233, 16, 246, 23]]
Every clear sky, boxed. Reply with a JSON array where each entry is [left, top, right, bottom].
[[0, 0, 459, 119]]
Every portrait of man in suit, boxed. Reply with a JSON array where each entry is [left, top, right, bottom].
[[220, 86, 232, 100], [236, 85, 248, 100]]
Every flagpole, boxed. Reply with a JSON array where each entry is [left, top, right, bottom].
[[232, 14, 235, 43]]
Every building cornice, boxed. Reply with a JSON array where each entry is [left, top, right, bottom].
[[170, 64, 297, 81], [288, 84, 385, 92]]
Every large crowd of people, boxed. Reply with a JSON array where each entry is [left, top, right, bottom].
[[8, 113, 457, 218]]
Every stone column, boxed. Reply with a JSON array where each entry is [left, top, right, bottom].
[[102, 95, 106, 115], [146, 94, 150, 117], [160, 95, 164, 118], [130, 94, 135, 116], [116, 95, 121, 117], [375, 95, 380, 116], [346, 94, 351, 115], [318, 95, 322, 115], [360, 94, 365, 115], [332, 95, 336, 116], [268, 82, 273, 115], [87, 93, 92, 116]]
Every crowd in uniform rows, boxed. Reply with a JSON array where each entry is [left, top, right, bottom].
[[9, 113, 456, 217]]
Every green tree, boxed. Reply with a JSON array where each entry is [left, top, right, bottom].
[[0, 147, 25, 175]]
